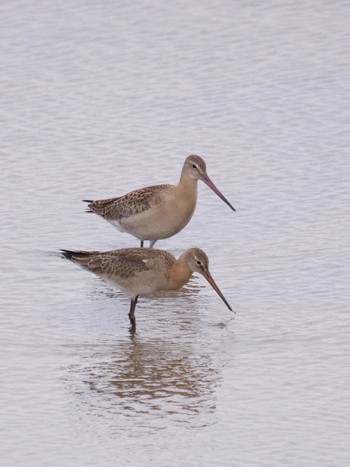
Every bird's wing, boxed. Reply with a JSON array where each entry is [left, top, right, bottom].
[[89, 184, 170, 220], [61, 248, 175, 281], [99, 249, 152, 278]]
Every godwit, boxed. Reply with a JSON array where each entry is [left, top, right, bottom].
[[60, 247, 233, 331], [83, 155, 235, 247]]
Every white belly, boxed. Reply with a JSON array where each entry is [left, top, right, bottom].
[[108, 199, 196, 241]]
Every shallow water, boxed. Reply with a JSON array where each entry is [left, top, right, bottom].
[[1, 0, 350, 466]]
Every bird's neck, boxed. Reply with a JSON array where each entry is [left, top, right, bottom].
[[178, 169, 198, 193], [168, 255, 193, 290]]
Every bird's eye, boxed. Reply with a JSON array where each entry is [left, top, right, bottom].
[[196, 260, 201, 266], [191, 164, 197, 170]]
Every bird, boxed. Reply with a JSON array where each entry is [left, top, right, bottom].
[[83, 155, 235, 248], [60, 246, 233, 331]]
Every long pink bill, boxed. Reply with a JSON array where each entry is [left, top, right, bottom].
[[202, 174, 236, 211], [203, 271, 234, 313]]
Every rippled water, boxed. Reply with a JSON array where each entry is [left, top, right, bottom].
[[1, 0, 350, 466]]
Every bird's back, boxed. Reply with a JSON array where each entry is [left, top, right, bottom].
[[85, 184, 171, 221], [61, 248, 176, 296]]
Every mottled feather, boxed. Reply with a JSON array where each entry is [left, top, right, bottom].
[[60, 248, 176, 280], [88, 185, 170, 220]]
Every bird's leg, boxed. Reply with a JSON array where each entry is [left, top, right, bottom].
[[149, 240, 156, 248], [128, 296, 139, 331], [140, 241, 144, 248]]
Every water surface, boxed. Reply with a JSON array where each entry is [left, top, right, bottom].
[[1, 1, 350, 466]]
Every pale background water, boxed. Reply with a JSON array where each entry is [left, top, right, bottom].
[[1, 0, 350, 466]]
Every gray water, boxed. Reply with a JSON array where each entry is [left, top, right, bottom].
[[1, 1, 350, 466]]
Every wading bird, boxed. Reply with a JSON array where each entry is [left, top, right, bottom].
[[83, 155, 235, 248], [60, 247, 233, 331]]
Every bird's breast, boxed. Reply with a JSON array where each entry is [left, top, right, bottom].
[[118, 188, 197, 241]]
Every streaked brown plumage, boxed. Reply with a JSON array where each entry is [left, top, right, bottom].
[[60, 247, 233, 331], [84, 155, 235, 247]]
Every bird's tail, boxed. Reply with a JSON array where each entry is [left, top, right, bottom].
[[82, 199, 93, 213], [60, 249, 79, 261], [59, 249, 100, 270]]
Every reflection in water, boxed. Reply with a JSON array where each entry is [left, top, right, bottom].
[[67, 332, 219, 430]]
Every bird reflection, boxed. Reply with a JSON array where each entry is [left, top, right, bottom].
[[69, 332, 219, 427]]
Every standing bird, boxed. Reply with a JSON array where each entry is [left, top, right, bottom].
[[83, 155, 235, 248], [60, 247, 233, 331]]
